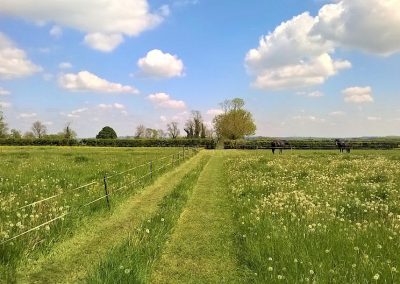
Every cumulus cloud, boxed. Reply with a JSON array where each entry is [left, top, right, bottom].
[[98, 103, 126, 110], [296, 91, 324, 98], [0, 0, 167, 52], [65, 105, 125, 118], [0, 87, 10, 96], [0, 32, 42, 80], [59, 62, 72, 69], [84, 33, 124, 52], [147, 93, 186, 109], [18, 112, 37, 118], [58, 71, 139, 94], [342, 86, 374, 103], [49, 25, 62, 38], [246, 0, 400, 91], [292, 115, 326, 123], [137, 49, 184, 78], [313, 0, 400, 56], [245, 13, 350, 90]]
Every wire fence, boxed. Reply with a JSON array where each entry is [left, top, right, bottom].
[[0, 146, 199, 245]]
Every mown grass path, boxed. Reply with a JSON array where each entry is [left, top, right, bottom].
[[151, 151, 242, 283], [16, 152, 206, 283]]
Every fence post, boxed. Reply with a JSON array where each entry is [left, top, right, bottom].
[[150, 160, 153, 179], [103, 175, 110, 209]]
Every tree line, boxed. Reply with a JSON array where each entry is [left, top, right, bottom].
[[0, 98, 256, 141]]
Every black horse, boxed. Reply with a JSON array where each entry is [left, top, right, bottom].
[[335, 139, 350, 153], [271, 140, 289, 154]]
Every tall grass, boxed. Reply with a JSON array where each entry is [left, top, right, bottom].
[[226, 150, 400, 283], [0, 146, 195, 281], [86, 155, 210, 283]]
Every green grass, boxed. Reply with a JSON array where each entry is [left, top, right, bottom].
[[226, 150, 400, 283], [151, 151, 243, 283], [3, 148, 400, 283], [85, 154, 211, 283], [0, 146, 195, 282]]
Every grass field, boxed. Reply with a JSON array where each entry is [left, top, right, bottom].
[[226, 150, 400, 283], [0, 146, 194, 281], [1, 148, 400, 283]]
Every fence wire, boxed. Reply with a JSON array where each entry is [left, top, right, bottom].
[[1, 147, 198, 245]]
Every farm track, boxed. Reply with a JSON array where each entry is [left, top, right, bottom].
[[15, 152, 207, 283], [151, 151, 242, 283]]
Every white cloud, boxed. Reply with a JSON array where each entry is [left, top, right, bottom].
[[342, 86, 374, 103], [113, 103, 125, 110], [0, 0, 167, 52], [147, 92, 186, 109], [0, 32, 42, 80], [137, 49, 184, 78], [18, 112, 37, 118], [245, 13, 350, 90], [84, 33, 124, 52], [292, 115, 326, 123], [59, 62, 72, 69], [367, 116, 382, 121], [296, 90, 324, 98], [58, 71, 139, 94], [313, 0, 400, 56], [0, 87, 10, 96], [160, 115, 167, 122], [206, 109, 224, 116], [49, 25, 62, 38], [98, 103, 125, 110], [0, 101, 12, 108], [329, 111, 345, 116], [71, 107, 88, 115]]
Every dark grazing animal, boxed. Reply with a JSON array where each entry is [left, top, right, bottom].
[[271, 140, 289, 154], [335, 139, 350, 153]]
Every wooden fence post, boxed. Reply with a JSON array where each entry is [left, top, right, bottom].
[[103, 175, 110, 209]]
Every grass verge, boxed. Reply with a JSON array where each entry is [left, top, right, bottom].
[[151, 151, 243, 283], [85, 154, 211, 283]]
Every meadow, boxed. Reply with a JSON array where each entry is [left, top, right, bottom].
[[1, 147, 400, 283], [226, 150, 400, 283], [0, 146, 193, 280]]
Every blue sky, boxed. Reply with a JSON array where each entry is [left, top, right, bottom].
[[0, 0, 399, 137]]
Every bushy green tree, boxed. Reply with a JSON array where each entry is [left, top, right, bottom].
[[213, 98, 256, 140], [10, 129, 21, 139], [96, 126, 117, 139], [63, 122, 77, 139]]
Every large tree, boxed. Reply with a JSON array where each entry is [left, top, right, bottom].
[[96, 126, 117, 139], [63, 122, 77, 139], [184, 111, 204, 138], [0, 110, 8, 138], [135, 125, 146, 138], [213, 98, 256, 140], [10, 129, 22, 139], [167, 122, 180, 139], [31, 121, 47, 138]]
